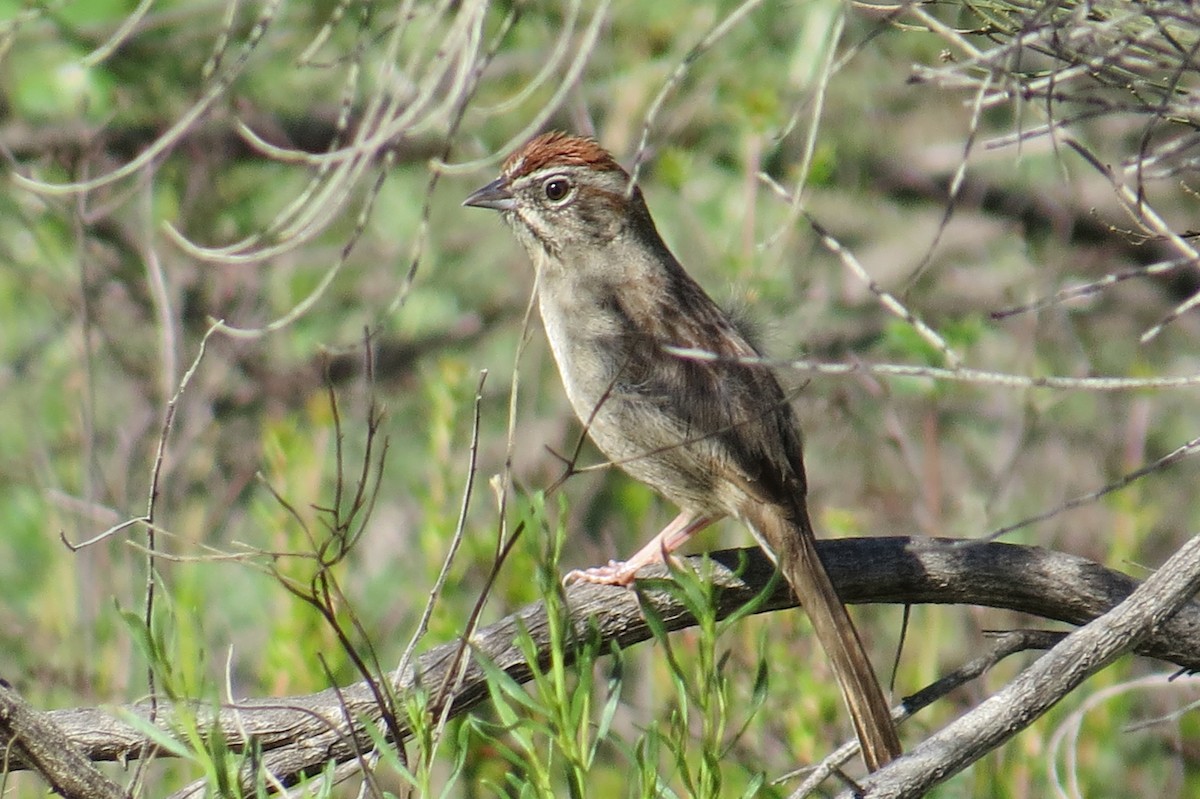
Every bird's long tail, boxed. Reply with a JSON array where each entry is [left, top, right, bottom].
[[742, 500, 901, 771]]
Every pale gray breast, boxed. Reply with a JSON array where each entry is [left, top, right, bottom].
[[536, 276, 624, 422], [537, 280, 728, 513]]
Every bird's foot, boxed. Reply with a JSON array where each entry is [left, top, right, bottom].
[[563, 560, 639, 586], [563, 554, 689, 586]]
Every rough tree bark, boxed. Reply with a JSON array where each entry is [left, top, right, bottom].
[[5, 537, 1199, 798]]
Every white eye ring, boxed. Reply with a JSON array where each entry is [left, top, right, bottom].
[[543, 177, 571, 202]]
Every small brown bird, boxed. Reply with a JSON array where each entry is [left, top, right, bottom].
[[464, 131, 901, 770]]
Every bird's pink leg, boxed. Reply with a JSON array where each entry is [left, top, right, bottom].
[[565, 511, 717, 585]]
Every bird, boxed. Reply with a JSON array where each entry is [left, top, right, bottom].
[[463, 131, 901, 770]]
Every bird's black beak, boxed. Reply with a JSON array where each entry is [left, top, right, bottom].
[[463, 177, 515, 211]]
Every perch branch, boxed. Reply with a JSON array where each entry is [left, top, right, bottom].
[[8, 537, 1200, 793], [847, 534, 1200, 798]]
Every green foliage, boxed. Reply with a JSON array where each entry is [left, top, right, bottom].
[[4, 42, 115, 121], [455, 523, 779, 798], [630, 562, 777, 799], [2, 0, 1198, 796], [463, 497, 620, 798]]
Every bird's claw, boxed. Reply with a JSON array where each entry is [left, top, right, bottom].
[[563, 560, 638, 586]]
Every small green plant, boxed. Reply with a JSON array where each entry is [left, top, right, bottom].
[[463, 493, 623, 798], [633, 558, 775, 799], [456, 498, 780, 798]]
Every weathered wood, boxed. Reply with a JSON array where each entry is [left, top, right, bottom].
[[10, 538, 1200, 791]]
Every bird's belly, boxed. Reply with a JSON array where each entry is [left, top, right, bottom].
[[539, 294, 727, 513]]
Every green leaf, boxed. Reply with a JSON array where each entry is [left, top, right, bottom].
[[113, 708, 194, 760], [737, 771, 765, 799]]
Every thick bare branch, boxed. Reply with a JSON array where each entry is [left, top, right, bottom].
[[8, 536, 1200, 794], [848, 534, 1200, 799], [0, 684, 126, 799]]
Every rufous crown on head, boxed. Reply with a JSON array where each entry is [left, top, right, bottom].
[[503, 131, 625, 179]]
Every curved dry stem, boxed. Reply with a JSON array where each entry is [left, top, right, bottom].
[[15, 0, 283, 196]]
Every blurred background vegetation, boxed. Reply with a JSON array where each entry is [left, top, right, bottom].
[[2, 0, 1199, 795]]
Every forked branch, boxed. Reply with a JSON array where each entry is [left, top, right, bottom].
[[6, 537, 1199, 796]]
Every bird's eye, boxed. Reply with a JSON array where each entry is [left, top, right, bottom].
[[543, 178, 571, 202]]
